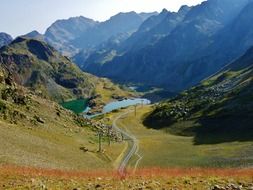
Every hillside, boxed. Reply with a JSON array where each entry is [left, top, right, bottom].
[[0, 37, 95, 102], [144, 46, 253, 144]]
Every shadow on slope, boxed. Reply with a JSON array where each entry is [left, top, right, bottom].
[[143, 114, 253, 145], [194, 116, 253, 145]]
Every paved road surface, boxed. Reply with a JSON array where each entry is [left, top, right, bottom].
[[112, 110, 142, 175]]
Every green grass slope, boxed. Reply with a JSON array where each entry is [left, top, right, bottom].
[[144, 47, 253, 145]]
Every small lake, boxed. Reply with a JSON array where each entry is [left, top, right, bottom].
[[61, 99, 88, 114], [84, 98, 151, 118], [103, 98, 150, 113]]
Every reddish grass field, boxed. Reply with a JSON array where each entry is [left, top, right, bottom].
[[1, 165, 253, 178], [0, 165, 252, 189]]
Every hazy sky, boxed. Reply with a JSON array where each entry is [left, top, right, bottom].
[[1, 0, 204, 37]]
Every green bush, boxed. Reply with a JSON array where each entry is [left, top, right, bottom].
[[0, 100, 7, 113]]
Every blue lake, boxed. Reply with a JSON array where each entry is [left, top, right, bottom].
[[84, 98, 151, 118]]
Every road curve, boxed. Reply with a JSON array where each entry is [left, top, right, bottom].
[[112, 110, 142, 175]]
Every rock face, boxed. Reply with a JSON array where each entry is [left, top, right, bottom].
[[0, 32, 13, 48], [0, 37, 94, 102], [77, 0, 253, 92]]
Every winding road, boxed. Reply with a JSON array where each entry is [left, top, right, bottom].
[[112, 110, 142, 175]]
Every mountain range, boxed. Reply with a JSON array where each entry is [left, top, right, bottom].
[[1, 0, 253, 101], [74, 0, 253, 93], [2, 1, 253, 95], [1, 0, 252, 100], [44, 12, 157, 56]]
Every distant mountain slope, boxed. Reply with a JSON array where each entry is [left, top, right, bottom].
[[121, 6, 191, 52], [73, 11, 157, 50], [0, 32, 13, 48], [205, 1, 253, 65], [45, 16, 98, 56], [0, 37, 94, 102], [73, 32, 132, 69], [45, 12, 156, 56], [78, 0, 252, 92], [144, 46, 253, 144], [75, 7, 190, 71]]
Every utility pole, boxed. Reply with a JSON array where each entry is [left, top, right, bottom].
[[134, 104, 137, 117], [98, 131, 102, 152], [107, 126, 111, 146], [121, 133, 124, 141]]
